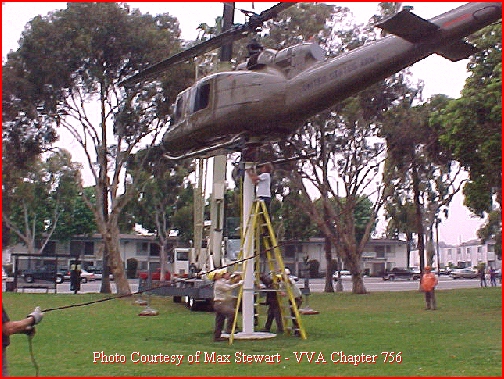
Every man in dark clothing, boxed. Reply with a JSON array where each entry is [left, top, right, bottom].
[[69, 261, 81, 294], [260, 275, 283, 334], [479, 267, 487, 287]]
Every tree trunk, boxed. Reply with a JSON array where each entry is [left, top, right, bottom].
[[324, 236, 334, 292], [103, 218, 131, 295], [340, 235, 367, 294], [406, 232, 413, 268], [351, 273, 367, 294], [412, 162, 425, 272], [104, 223, 131, 295], [99, 85, 112, 294]]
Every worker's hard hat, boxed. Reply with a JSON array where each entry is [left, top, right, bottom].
[[209, 269, 227, 280]]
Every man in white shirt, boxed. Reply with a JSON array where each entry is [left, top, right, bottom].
[[247, 162, 273, 215]]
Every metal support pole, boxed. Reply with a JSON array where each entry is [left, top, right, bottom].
[[242, 161, 255, 334]]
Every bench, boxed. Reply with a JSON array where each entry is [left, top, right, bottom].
[[16, 283, 57, 293]]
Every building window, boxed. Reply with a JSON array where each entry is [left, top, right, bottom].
[[284, 244, 296, 259], [84, 242, 94, 256], [70, 241, 84, 257], [41, 241, 56, 256], [488, 244, 495, 253], [150, 243, 160, 257], [375, 246, 385, 259], [136, 242, 149, 256]]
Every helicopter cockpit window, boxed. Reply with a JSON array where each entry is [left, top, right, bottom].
[[193, 82, 211, 113]]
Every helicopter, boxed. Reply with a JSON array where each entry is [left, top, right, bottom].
[[122, 2, 502, 159]]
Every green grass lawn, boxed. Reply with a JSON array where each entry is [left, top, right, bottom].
[[2, 287, 501, 377]]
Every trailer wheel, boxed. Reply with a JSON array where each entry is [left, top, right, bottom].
[[187, 297, 203, 311], [187, 297, 197, 311], [204, 299, 214, 312]]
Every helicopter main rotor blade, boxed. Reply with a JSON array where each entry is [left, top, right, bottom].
[[120, 2, 295, 87]]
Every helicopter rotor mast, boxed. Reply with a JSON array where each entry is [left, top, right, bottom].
[[121, 2, 295, 87]]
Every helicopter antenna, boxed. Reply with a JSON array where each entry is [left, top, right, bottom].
[[120, 2, 295, 87]]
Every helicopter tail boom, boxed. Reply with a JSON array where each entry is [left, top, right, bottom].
[[377, 3, 500, 61]]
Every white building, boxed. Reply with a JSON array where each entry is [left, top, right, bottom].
[[410, 239, 500, 270], [280, 237, 409, 277], [4, 233, 500, 277]]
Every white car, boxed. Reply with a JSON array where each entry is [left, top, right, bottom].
[[332, 270, 351, 281], [450, 268, 478, 279], [63, 269, 95, 283]]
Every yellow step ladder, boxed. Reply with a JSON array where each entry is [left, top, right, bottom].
[[229, 200, 307, 343]]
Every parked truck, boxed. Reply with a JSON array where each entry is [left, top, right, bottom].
[[138, 156, 241, 311], [138, 247, 217, 311]]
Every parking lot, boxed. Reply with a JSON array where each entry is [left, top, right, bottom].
[[4, 275, 498, 294]]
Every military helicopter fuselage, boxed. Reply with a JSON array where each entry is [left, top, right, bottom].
[[163, 2, 501, 158]]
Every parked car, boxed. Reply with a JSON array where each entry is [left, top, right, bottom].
[[138, 268, 171, 281], [23, 266, 64, 284], [450, 268, 478, 279], [410, 267, 421, 280], [382, 267, 419, 281], [332, 270, 351, 282], [62, 268, 96, 283], [439, 267, 452, 275], [86, 268, 113, 280]]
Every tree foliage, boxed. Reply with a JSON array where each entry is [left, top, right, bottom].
[[2, 149, 82, 254], [382, 94, 464, 269], [432, 23, 502, 256], [261, 3, 418, 294], [2, 3, 194, 295]]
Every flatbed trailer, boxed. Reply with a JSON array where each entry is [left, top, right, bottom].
[[138, 277, 214, 311]]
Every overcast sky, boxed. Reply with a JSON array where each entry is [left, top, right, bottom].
[[1, 2, 485, 244]]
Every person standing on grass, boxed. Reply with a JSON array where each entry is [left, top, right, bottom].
[[489, 267, 497, 287], [260, 274, 284, 334], [281, 269, 303, 336], [479, 266, 487, 287], [212, 271, 243, 341], [2, 305, 43, 376], [420, 266, 438, 310]]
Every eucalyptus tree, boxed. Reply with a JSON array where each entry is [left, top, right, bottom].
[[265, 3, 414, 294], [2, 149, 82, 255], [433, 23, 502, 257], [2, 3, 194, 294], [381, 95, 464, 269], [122, 146, 193, 281]]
